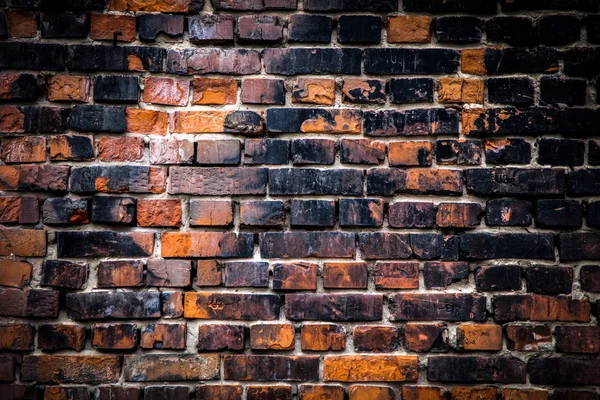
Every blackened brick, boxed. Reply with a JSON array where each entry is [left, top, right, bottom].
[[189, 14, 234, 43], [529, 358, 600, 385], [404, 0, 497, 13], [269, 168, 362, 195], [244, 139, 288, 165], [476, 265, 522, 291], [485, 47, 558, 74], [485, 17, 535, 46], [91, 196, 136, 224], [240, 201, 284, 227], [390, 294, 486, 321], [553, 390, 597, 400], [66, 291, 160, 320], [266, 108, 361, 134], [460, 233, 555, 259], [411, 233, 457, 261], [339, 198, 384, 227], [484, 139, 531, 164], [389, 202, 435, 228], [588, 15, 600, 44], [353, 326, 400, 352], [389, 78, 434, 104], [37, 324, 85, 352], [169, 167, 265, 195], [92, 323, 137, 350], [0, 73, 40, 101], [338, 15, 382, 44], [145, 387, 189, 400], [223, 261, 269, 288], [366, 168, 406, 196], [581, 265, 600, 292], [526, 266, 573, 295], [139, 14, 184, 41], [285, 294, 382, 321], [436, 140, 482, 165], [260, 232, 355, 258], [67, 45, 165, 72], [68, 105, 126, 133], [197, 325, 243, 351], [487, 78, 535, 105], [94, 76, 138, 104], [364, 109, 459, 137], [588, 201, 600, 228], [435, 16, 482, 43], [57, 231, 154, 258], [273, 262, 318, 291], [501, 0, 598, 11], [241, 79, 285, 105], [40, 0, 106, 10], [40, 12, 88, 38], [305, 0, 395, 11], [21, 106, 70, 133], [590, 140, 600, 165], [291, 139, 335, 165], [536, 15, 580, 45], [42, 198, 88, 225], [342, 79, 386, 104], [538, 139, 584, 166], [359, 233, 412, 259], [70, 166, 166, 193], [237, 15, 283, 43], [364, 48, 459, 75], [540, 77, 587, 106], [211, 0, 295, 10], [0, 13, 6, 40], [535, 200, 582, 229], [288, 14, 332, 43], [568, 169, 600, 195], [264, 48, 361, 75], [486, 199, 532, 226], [290, 200, 335, 227], [559, 232, 600, 260], [340, 139, 385, 165], [0, 43, 65, 71], [224, 355, 318, 382], [424, 261, 469, 289], [49, 135, 94, 161], [556, 326, 600, 354], [428, 356, 526, 383], [466, 168, 565, 196], [563, 48, 600, 78]]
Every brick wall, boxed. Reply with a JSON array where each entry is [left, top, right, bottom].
[[0, 0, 599, 399]]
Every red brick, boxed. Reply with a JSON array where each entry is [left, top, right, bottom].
[[98, 136, 145, 162], [137, 199, 182, 227], [241, 79, 285, 104], [162, 232, 253, 258], [196, 260, 222, 286], [0, 228, 46, 257], [503, 389, 549, 400], [323, 262, 368, 289], [0, 136, 46, 163], [47, 76, 90, 102], [388, 16, 432, 43], [299, 385, 345, 400], [506, 325, 552, 352], [439, 78, 485, 104], [292, 78, 335, 105], [122, 354, 219, 381], [0, 260, 32, 287], [404, 323, 449, 352], [196, 140, 241, 165], [49, 135, 95, 161], [189, 200, 233, 227], [192, 78, 237, 105], [37, 324, 86, 352], [451, 387, 499, 400], [90, 14, 136, 42], [0, 106, 24, 133], [0, 197, 22, 223], [126, 108, 169, 135], [144, 77, 190, 106], [184, 292, 279, 320], [149, 138, 194, 165], [250, 323, 295, 351], [389, 141, 432, 167], [6, 10, 37, 38], [197, 384, 242, 400]]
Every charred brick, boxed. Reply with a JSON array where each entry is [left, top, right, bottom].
[[263, 48, 361, 75], [475, 265, 522, 291], [286, 294, 382, 321], [269, 168, 363, 195], [388, 202, 435, 228], [364, 48, 459, 75], [197, 325, 244, 351], [224, 355, 319, 382], [97, 260, 143, 288], [57, 231, 153, 258], [526, 266, 573, 295], [559, 232, 600, 260], [366, 168, 406, 196], [196, 140, 241, 165], [484, 139, 532, 164], [21, 106, 70, 133], [485, 17, 535, 46], [237, 15, 283, 43], [288, 14, 332, 43], [166, 48, 260, 75], [291, 139, 335, 165], [290, 200, 335, 227], [540, 77, 587, 106], [339, 198, 384, 227], [436, 140, 482, 165], [42, 198, 89, 225], [389, 294, 486, 321], [485, 47, 558, 74], [245, 139, 288, 165], [529, 358, 600, 385], [359, 233, 412, 259], [563, 48, 600, 78], [537, 15, 580, 46], [424, 261, 469, 289], [241, 79, 285, 105], [435, 16, 482, 43], [0, 73, 39, 101], [581, 264, 600, 292], [40, 12, 88, 38], [466, 168, 565, 196], [404, 0, 497, 13], [66, 292, 161, 320], [487, 78, 535, 105], [338, 15, 382, 44], [91, 196, 136, 225], [94, 76, 138, 104], [389, 78, 434, 104], [41, 260, 88, 290], [273, 262, 318, 291], [305, 0, 396, 11], [49, 135, 94, 161], [139, 14, 184, 41], [68, 105, 126, 133], [486, 199, 532, 226], [240, 201, 284, 227], [460, 233, 554, 259], [68, 45, 165, 72], [260, 232, 355, 258], [223, 262, 269, 288], [568, 169, 600, 196], [535, 199, 582, 229], [71, 166, 166, 194], [428, 356, 526, 383], [37, 324, 85, 352], [0, 43, 65, 71], [266, 108, 361, 134]]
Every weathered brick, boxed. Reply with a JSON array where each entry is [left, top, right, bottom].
[[41, 12, 88, 38], [167, 48, 260, 75], [466, 168, 564, 196], [338, 15, 382, 44], [0, 288, 59, 317], [68, 105, 126, 133], [195, 260, 222, 287], [359, 233, 411, 259], [247, 386, 292, 400], [484, 138, 531, 164], [323, 262, 367, 290], [290, 200, 334, 227], [58, 231, 153, 258], [189, 200, 233, 227], [389, 141, 432, 167], [428, 356, 526, 383], [123, 354, 220, 381], [390, 294, 486, 322], [261, 232, 355, 258], [389, 202, 435, 228], [340, 139, 385, 165], [263, 48, 361, 75], [0, 324, 34, 351], [41, 260, 87, 290], [197, 324, 244, 351], [339, 198, 384, 227], [138, 14, 184, 42], [192, 78, 237, 105], [349, 385, 394, 400], [292, 78, 335, 105], [242, 79, 285, 105], [223, 261, 269, 288], [98, 137, 144, 163], [245, 139, 288, 165], [435, 16, 482, 43], [267, 108, 361, 134], [387, 16, 432, 43], [140, 323, 185, 350], [288, 14, 332, 43], [224, 355, 319, 381], [299, 385, 344, 400], [291, 138, 335, 165], [324, 355, 418, 382], [6, 10, 37, 38], [552, 390, 597, 400], [365, 49, 459, 75], [91, 196, 136, 225], [66, 292, 161, 320], [463, 108, 560, 135], [240, 201, 284, 227], [439, 78, 484, 103], [196, 140, 240, 165], [301, 324, 346, 351], [90, 14, 136, 42], [250, 323, 295, 351], [406, 169, 463, 195], [137, 199, 181, 227], [436, 203, 481, 229], [169, 167, 266, 195], [354, 326, 400, 353], [493, 295, 590, 322], [374, 262, 419, 289], [424, 261, 469, 289], [162, 232, 253, 258], [506, 325, 552, 352], [172, 110, 262, 134], [196, 384, 242, 400], [37, 324, 85, 352], [460, 233, 554, 260], [364, 109, 458, 137], [49, 135, 94, 161], [456, 324, 502, 351], [237, 15, 283, 43], [189, 14, 234, 43], [286, 294, 382, 321], [402, 386, 446, 400], [147, 260, 191, 287], [143, 77, 189, 106], [150, 138, 194, 165], [273, 262, 318, 291], [475, 265, 521, 292], [0, 228, 46, 257], [580, 265, 600, 292], [529, 358, 600, 385], [96, 387, 141, 400], [0, 260, 32, 288], [126, 108, 169, 135], [535, 200, 581, 229], [185, 292, 279, 320], [0, 73, 39, 101], [92, 323, 137, 350], [555, 326, 600, 354], [269, 168, 362, 195], [97, 260, 143, 288], [109, 0, 190, 12], [22, 356, 121, 384], [144, 386, 188, 400], [0, 136, 46, 163], [94, 76, 139, 104], [404, 324, 449, 353], [559, 232, 600, 260]]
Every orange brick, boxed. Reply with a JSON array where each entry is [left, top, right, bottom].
[[299, 385, 345, 400], [503, 389, 549, 400], [323, 262, 368, 289], [0, 196, 21, 223], [301, 324, 346, 351], [196, 260, 222, 286], [108, 0, 190, 11], [250, 323, 295, 351], [137, 199, 182, 227], [451, 387, 499, 400], [388, 16, 432, 43], [0, 166, 20, 190], [292, 78, 335, 105], [47, 76, 90, 102], [0, 260, 32, 287], [192, 78, 238, 105], [0, 106, 25, 133], [349, 385, 394, 400], [126, 108, 169, 135], [144, 77, 190, 106], [189, 200, 233, 227], [324, 355, 418, 382], [90, 14, 136, 42], [98, 136, 144, 162], [456, 324, 503, 351], [439, 78, 485, 104], [6, 10, 37, 38], [0, 228, 46, 257], [0, 137, 46, 163], [462, 48, 487, 75], [389, 141, 432, 167], [402, 385, 446, 400], [374, 262, 419, 290]]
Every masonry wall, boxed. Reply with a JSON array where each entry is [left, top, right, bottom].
[[0, 0, 599, 399]]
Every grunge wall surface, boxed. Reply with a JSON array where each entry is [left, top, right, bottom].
[[0, 0, 600, 399]]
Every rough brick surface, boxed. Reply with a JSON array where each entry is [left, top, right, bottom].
[[0, 1, 597, 396]]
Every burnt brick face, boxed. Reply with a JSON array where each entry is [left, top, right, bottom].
[[0, 1, 597, 395]]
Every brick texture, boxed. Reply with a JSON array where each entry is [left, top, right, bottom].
[[0, 1, 597, 397]]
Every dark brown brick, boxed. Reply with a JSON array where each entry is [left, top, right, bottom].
[[353, 326, 400, 352], [92, 323, 137, 350], [323, 262, 368, 289], [301, 324, 346, 351], [223, 261, 269, 288], [21, 356, 121, 384], [41, 260, 88, 289], [404, 323, 449, 353], [388, 202, 435, 228], [97, 261, 144, 288], [146, 260, 191, 287], [506, 325, 552, 352], [389, 294, 486, 321], [555, 326, 600, 354], [247, 386, 292, 400], [250, 323, 295, 351], [141, 323, 186, 350], [273, 262, 318, 291], [0, 324, 34, 351], [428, 356, 526, 383], [123, 354, 220, 381], [436, 203, 481, 229], [260, 232, 355, 258], [37, 324, 86, 352], [196, 385, 242, 400], [197, 324, 244, 351], [529, 358, 600, 385], [286, 294, 383, 321], [493, 295, 590, 322], [424, 261, 469, 289], [224, 355, 319, 381], [0, 288, 59, 318], [169, 167, 266, 195], [66, 292, 161, 320], [374, 261, 419, 289]]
